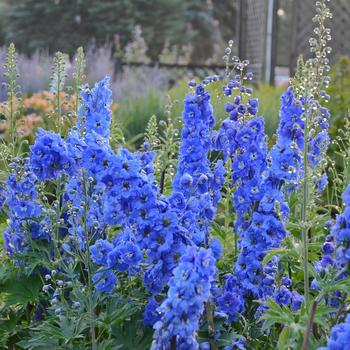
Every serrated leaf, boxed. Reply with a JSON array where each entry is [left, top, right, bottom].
[[2, 274, 41, 306]]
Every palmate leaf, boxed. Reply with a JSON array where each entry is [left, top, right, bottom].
[[95, 340, 123, 350], [17, 315, 90, 350], [111, 316, 153, 350], [17, 337, 60, 350], [0, 266, 42, 307]]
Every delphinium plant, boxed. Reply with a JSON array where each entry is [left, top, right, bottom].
[[0, 0, 350, 349]]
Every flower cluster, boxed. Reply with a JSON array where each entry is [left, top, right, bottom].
[[4, 158, 45, 254], [314, 185, 350, 279], [90, 228, 142, 293], [78, 77, 112, 140], [76, 80, 189, 296], [213, 82, 299, 312], [217, 273, 244, 322], [269, 87, 304, 188], [319, 313, 350, 350], [151, 247, 216, 349], [30, 129, 76, 181], [335, 186, 350, 268], [308, 103, 331, 192], [0, 182, 6, 212], [172, 84, 225, 246]]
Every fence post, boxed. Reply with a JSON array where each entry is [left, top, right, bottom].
[[238, 0, 247, 59]]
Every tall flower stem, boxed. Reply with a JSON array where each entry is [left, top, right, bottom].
[[301, 106, 310, 304], [56, 65, 62, 135], [206, 301, 218, 350], [82, 171, 97, 350], [7, 44, 16, 148], [301, 300, 318, 350]]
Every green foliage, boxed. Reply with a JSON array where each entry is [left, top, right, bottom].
[[143, 99, 180, 194], [0, 0, 198, 59], [328, 56, 350, 120], [116, 89, 166, 147], [0, 2, 349, 349]]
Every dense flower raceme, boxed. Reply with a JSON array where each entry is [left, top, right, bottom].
[[319, 313, 350, 350], [89, 146, 192, 296], [213, 86, 310, 320], [30, 128, 77, 181], [62, 78, 114, 248], [0, 182, 6, 213], [77, 77, 113, 140], [151, 246, 216, 350], [4, 158, 47, 254], [172, 84, 225, 246], [71, 79, 190, 298], [312, 185, 350, 298], [269, 87, 304, 189]]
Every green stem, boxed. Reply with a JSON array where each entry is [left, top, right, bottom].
[[82, 171, 97, 350], [206, 301, 218, 350], [6, 44, 16, 152], [301, 300, 318, 350], [301, 110, 310, 304], [56, 66, 62, 135], [9, 76, 15, 148]]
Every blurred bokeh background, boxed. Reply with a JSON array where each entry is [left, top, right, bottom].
[[0, 0, 349, 144]]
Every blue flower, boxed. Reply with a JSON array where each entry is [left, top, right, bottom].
[[217, 274, 244, 322], [151, 247, 216, 349], [342, 185, 350, 206], [108, 241, 142, 273], [90, 239, 114, 265], [319, 314, 350, 350], [30, 129, 76, 181], [0, 183, 6, 212], [274, 286, 291, 306], [210, 238, 223, 259], [4, 158, 46, 254], [291, 291, 303, 312], [92, 268, 117, 294], [143, 297, 162, 326], [171, 84, 225, 246], [78, 77, 112, 140]]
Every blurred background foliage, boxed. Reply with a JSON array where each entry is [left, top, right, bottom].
[[0, 0, 349, 151], [0, 0, 235, 63], [0, 50, 349, 150]]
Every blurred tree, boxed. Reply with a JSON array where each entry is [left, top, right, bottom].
[[0, 1, 8, 46], [1, 0, 235, 63], [185, 0, 223, 63], [2, 0, 189, 58], [212, 0, 236, 43], [3, 0, 93, 54]]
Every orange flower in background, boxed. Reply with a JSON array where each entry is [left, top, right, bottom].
[[17, 113, 42, 136], [23, 91, 76, 114], [111, 102, 119, 112], [0, 91, 117, 138], [23, 91, 53, 113]]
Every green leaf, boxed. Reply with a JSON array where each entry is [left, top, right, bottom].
[[276, 326, 291, 350], [1, 273, 42, 307]]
